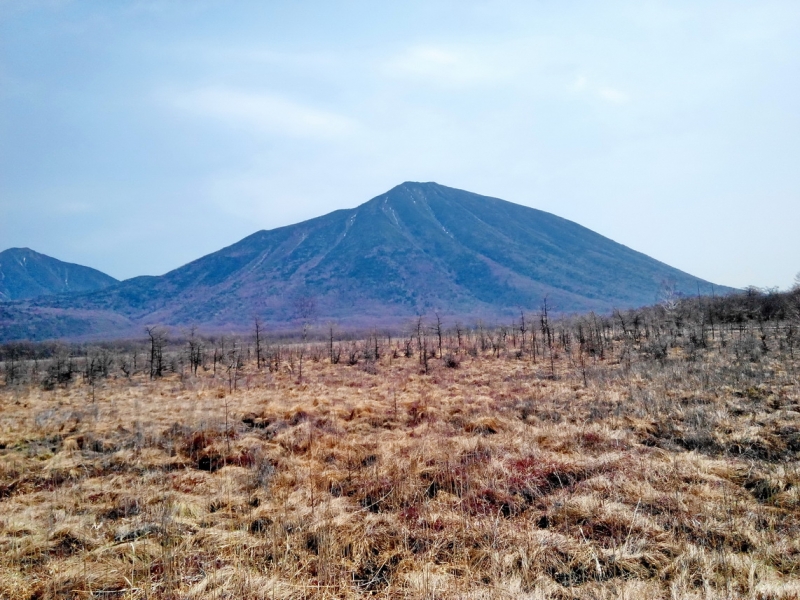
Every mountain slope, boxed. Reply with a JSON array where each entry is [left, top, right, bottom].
[[0, 248, 118, 301], [18, 182, 730, 340]]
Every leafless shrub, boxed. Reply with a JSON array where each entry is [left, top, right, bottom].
[[443, 353, 460, 368]]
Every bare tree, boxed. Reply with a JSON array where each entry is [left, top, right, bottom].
[[4, 349, 20, 385], [328, 325, 341, 364], [577, 321, 588, 387], [254, 317, 264, 370], [434, 313, 443, 359], [188, 326, 202, 376], [226, 342, 242, 394], [403, 336, 414, 358], [416, 317, 425, 365], [293, 291, 317, 341], [297, 346, 305, 383], [659, 279, 680, 312], [145, 327, 166, 379], [540, 298, 555, 378]]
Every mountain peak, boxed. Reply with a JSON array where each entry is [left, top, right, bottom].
[[397, 180, 441, 188], [382, 180, 449, 196], [4, 247, 37, 257], [0, 248, 118, 302], [369, 181, 464, 211]]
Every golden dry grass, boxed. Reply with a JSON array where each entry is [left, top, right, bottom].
[[1, 331, 799, 599]]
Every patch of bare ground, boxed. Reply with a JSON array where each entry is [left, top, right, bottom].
[[1, 291, 800, 598]]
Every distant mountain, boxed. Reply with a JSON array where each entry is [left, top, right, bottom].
[[2, 183, 733, 341], [0, 248, 118, 301]]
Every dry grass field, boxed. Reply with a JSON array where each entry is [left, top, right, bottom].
[[1, 299, 800, 599]]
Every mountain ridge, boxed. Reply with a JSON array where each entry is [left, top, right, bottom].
[[0, 182, 734, 341]]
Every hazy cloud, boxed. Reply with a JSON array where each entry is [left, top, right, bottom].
[[385, 43, 522, 87], [571, 75, 630, 104], [166, 87, 356, 139], [597, 87, 630, 104]]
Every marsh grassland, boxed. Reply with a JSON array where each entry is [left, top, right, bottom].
[[1, 296, 800, 599]]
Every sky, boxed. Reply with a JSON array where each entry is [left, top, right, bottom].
[[1, 1, 799, 289]]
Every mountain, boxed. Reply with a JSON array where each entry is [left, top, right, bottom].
[[0, 248, 118, 301], [1, 182, 732, 341]]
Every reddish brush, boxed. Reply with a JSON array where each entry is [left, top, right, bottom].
[[1, 307, 800, 598]]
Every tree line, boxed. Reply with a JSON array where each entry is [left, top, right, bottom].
[[2, 285, 799, 389]]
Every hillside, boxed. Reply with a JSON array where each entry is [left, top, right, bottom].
[[0, 248, 118, 301], [3, 182, 732, 340]]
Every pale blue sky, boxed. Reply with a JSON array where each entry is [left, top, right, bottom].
[[1, 1, 798, 288]]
